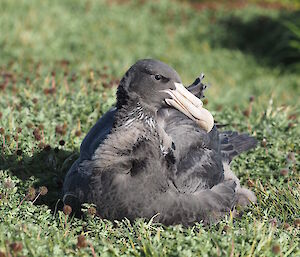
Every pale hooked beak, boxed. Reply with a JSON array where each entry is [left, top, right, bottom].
[[163, 82, 214, 132]]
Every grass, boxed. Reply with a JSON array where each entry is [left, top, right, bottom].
[[0, 0, 299, 256]]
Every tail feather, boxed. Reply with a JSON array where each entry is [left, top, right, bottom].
[[220, 131, 257, 163]]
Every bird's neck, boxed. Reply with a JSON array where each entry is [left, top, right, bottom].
[[114, 99, 157, 130]]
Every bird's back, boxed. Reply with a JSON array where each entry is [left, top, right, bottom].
[[157, 108, 257, 194], [157, 108, 224, 193]]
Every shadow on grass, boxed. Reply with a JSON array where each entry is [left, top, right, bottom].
[[0, 147, 79, 210], [213, 10, 300, 69]]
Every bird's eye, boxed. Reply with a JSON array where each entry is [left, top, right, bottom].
[[154, 74, 162, 81]]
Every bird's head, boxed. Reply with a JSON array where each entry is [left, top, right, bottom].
[[117, 59, 214, 132]]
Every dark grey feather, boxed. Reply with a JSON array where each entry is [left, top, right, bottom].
[[220, 130, 258, 163], [79, 107, 117, 161]]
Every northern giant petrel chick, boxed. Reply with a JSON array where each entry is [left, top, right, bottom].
[[63, 59, 257, 226]]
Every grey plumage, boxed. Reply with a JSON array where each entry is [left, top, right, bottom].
[[63, 59, 257, 226], [220, 131, 258, 163]]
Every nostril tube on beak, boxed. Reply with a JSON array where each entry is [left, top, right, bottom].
[[164, 82, 214, 132], [174, 83, 203, 108]]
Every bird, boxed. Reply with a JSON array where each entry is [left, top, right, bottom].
[[63, 59, 257, 226]]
